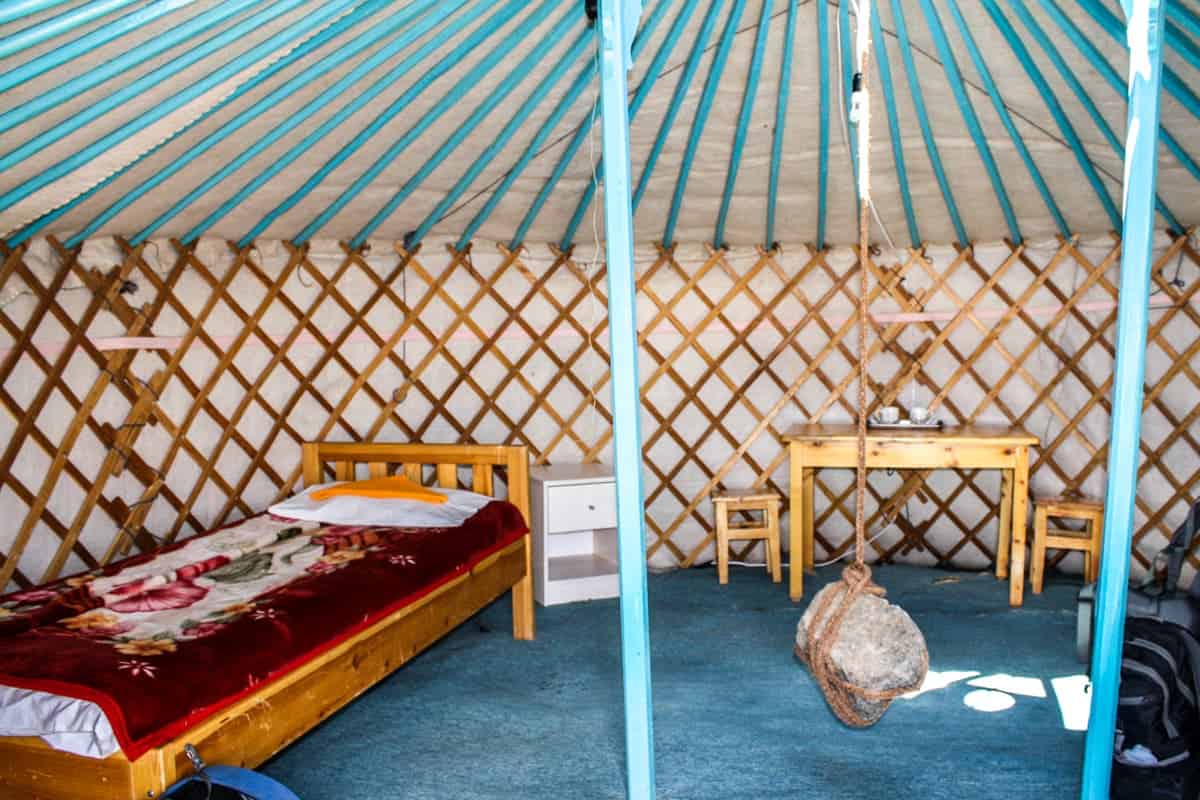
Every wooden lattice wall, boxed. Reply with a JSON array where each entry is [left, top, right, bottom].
[[0, 233, 1197, 592]]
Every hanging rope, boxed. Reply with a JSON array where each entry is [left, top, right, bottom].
[[795, 0, 927, 728]]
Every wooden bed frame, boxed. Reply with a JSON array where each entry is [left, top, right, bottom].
[[0, 442, 534, 800]]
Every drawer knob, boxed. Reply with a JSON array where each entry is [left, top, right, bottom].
[[588, 504, 596, 510]]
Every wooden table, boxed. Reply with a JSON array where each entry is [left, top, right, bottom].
[[781, 423, 1039, 606]]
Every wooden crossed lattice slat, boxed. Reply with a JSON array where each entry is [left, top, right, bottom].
[[0, 235, 1196, 591]]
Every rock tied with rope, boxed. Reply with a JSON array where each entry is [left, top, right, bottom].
[[793, 0, 928, 728]]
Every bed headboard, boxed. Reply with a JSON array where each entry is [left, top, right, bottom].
[[300, 442, 530, 524]]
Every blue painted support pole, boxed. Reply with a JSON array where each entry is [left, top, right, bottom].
[[596, 0, 655, 797], [1082, 1, 1166, 798]]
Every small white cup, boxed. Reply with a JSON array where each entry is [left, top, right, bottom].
[[878, 406, 901, 424], [910, 406, 931, 424]]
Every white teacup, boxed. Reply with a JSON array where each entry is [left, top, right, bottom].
[[910, 406, 931, 424], [877, 406, 901, 424]]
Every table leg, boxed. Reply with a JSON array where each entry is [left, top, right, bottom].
[[1009, 447, 1030, 607], [802, 467, 815, 572], [996, 468, 1013, 579], [789, 447, 804, 601]]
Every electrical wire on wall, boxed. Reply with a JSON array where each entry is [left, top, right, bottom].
[[583, 43, 604, 450]]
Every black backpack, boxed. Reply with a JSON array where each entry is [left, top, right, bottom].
[[1112, 617, 1200, 800], [1078, 498, 1200, 663]]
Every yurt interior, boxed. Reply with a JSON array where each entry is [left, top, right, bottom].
[[0, 0, 1198, 798]]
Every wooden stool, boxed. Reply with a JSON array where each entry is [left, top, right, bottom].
[[712, 490, 782, 584], [1031, 496, 1105, 594]]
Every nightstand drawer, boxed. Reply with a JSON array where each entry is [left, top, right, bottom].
[[545, 481, 616, 533]]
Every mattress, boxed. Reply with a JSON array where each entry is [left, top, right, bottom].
[[0, 502, 526, 760]]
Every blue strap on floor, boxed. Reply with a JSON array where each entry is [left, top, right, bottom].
[[165, 765, 300, 800]]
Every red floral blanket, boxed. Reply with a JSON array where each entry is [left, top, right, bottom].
[[0, 501, 526, 759]]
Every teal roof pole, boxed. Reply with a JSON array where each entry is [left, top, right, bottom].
[[143, 0, 465, 244], [816, 0, 830, 248], [1169, 1, 1200, 39], [411, 28, 591, 249], [0, 0, 354, 212], [459, 53, 597, 250], [0, 0, 140, 59], [0, 0, 195, 93], [871, 0, 920, 247], [8, 0, 384, 248], [631, 0, 726, 215], [596, 0, 655, 796], [0, 0, 283, 143], [918, 0, 1020, 243], [233, 0, 523, 245], [766, 0, 797, 249], [1010, 0, 1180, 233], [890, 0, 967, 245], [944, 0, 1064, 239], [664, 0, 746, 248], [350, 9, 582, 246], [980, 0, 1121, 232], [1040, 0, 1200, 184], [553, 0, 693, 250], [1082, 0, 1165, 797], [0, 0, 69, 24], [86, 0, 432, 246], [292, 0, 560, 245], [714, 0, 771, 249], [1164, 18, 1200, 71]]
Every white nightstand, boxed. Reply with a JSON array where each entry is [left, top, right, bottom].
[[530, 464, 619, 606]]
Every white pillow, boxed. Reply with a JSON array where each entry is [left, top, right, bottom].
[[268, 481, 494, 528]]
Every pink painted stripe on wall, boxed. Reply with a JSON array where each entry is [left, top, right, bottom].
[[1, 294, 1191, 359]]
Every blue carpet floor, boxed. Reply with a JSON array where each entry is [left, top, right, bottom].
[[262, 565, 1087, 799]]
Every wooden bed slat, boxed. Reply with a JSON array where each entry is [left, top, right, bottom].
[[473, 464, 494, 495]]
